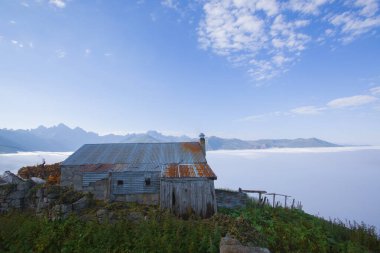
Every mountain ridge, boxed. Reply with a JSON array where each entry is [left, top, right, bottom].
[[0, 124, 340, 153]]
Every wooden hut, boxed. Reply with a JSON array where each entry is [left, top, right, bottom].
[[60, 134, 217, 217]]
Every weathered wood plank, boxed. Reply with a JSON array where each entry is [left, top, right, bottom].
[[160, 179, 216, 218]]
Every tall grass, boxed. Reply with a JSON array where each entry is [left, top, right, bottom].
[[0, 202, 379, 253], [221, 201, 380, 253]]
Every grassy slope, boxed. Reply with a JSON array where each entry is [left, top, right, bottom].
[[0, 200, 379, 253]]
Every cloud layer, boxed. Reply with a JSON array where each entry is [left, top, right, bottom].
[[242, 87, 380, 120], [49, 0, 66, 8], [327, 95, 378, 108], [197, 0, 380, 81]]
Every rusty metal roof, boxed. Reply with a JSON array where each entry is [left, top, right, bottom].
[[62, 142, 206, 166], [162, 163, 217, 179]]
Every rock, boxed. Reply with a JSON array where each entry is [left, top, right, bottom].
[[220, 235, 270, 253], [36, 200, 49, 213], [8, 190, 25, 200], [51, 204, 73, 220], [10, 199, 22, 209], [72, 196, 89, 211], [47, 192, 59, 199], [127, 211, 143, 222], [96, 208, 108, 223], [61, 204, 72, 217], [36, 188, 44, 198], [50, 205, 61, 220], [17, 181, 34, 191]]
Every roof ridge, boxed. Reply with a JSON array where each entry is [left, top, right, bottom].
[[83, 141, 200, 145]]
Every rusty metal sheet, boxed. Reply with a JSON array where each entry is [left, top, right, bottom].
[[162, 163, 217, 179]]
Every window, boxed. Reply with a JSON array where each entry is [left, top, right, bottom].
[[117, 180, 123, 186], [145, 178, 151, 186]]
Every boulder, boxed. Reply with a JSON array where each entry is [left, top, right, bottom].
[[72, 196, 89, 212], [127, 211, 144, 222], [51, 204, 73, 220], [96, 208, 109, 223], [36, 188, 44, 198], [8, 190, 26, 200], [47, 192, 59, 200], [220, 235, 270, 253]]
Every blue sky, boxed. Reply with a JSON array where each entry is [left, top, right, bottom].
[[0, 0, 380, 144]]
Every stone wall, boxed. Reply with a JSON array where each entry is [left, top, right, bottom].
[[0, 181, 90, 220], [60, 166, 83, 191], [0, 180, 34, 213], [215, 189, 251, 209]]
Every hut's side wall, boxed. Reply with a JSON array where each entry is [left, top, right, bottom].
[[114, 193, 159, 205], [160, 178, 217, 218], [60, 166, 83, 191]]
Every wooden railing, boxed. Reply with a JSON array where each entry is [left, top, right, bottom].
[[239, 188, 302, 209]]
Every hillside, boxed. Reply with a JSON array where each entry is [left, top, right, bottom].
[[0, 190, 379, 253], [1, 163, 378, 253], [0, 124, 340, 153]]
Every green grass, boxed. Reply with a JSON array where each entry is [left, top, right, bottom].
[[0, 202, 379, 253], [220, 201, 380, 253]]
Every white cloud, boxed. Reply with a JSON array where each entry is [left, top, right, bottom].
[[161, 0, 179, 10], [287, 0, 330, 15], [195, 0, 380, 81], [49, 0, 66, 8], [238, 111, 286, 122], [256, 0, 279, 16], [198, 0, 310, 80], [370, 86, 380, 95], [10, 40, 26, 48], [328, 0, 380, 43], [104, 52, 112, 57], [355, 0, 379, 17], [291, 106, 325, 115], [21, 2, 30, 7], [56, 49, 66, 58], [327, 95, 378, 108]]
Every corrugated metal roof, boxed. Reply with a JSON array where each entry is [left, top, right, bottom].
[[162, 163, 217, 179], [62, 142, 206, 166], [77, 163, 161, 173]]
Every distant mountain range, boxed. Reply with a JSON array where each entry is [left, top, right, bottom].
[[0, 124, 340, 153]]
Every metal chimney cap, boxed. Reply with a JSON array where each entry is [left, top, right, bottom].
[[199, 133, 205, 138]]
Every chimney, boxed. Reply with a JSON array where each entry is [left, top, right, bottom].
[[199, 133, 206, 157]]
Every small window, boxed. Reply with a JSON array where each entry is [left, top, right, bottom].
[[117, 180, 123, 186], [145, 178, 151, 186]]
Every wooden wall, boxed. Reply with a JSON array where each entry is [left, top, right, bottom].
[[160, 178, 217, 218]]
